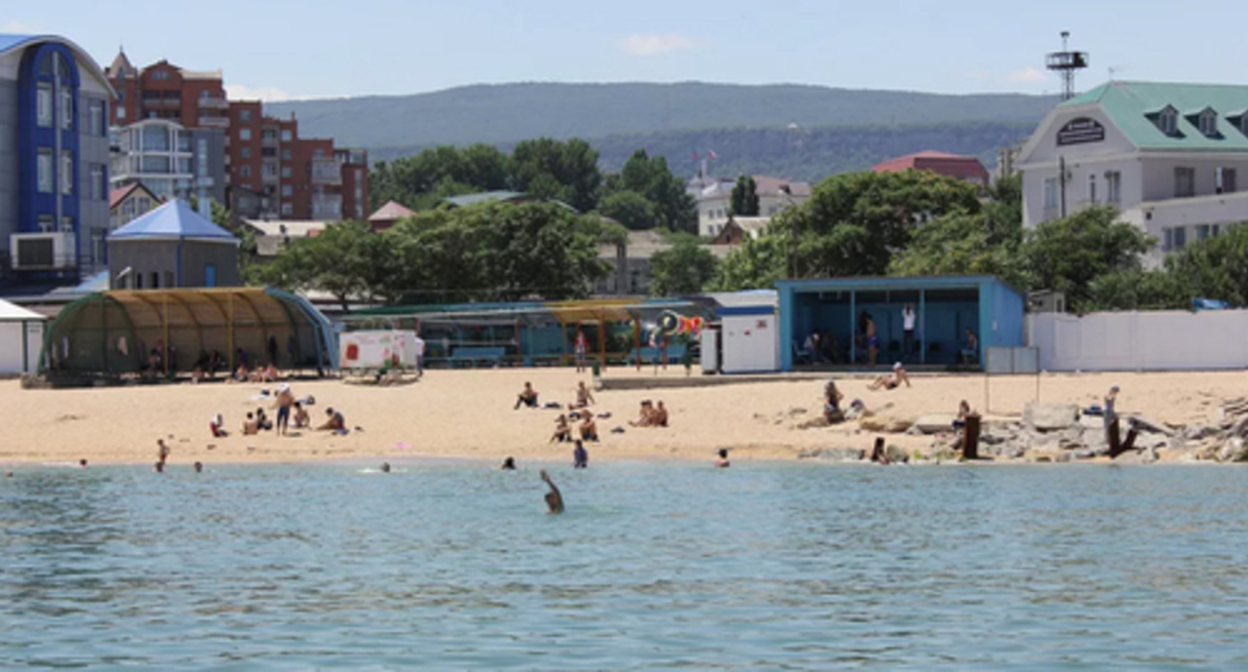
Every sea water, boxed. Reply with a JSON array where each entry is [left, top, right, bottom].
[[4, 462, 1248, 670]]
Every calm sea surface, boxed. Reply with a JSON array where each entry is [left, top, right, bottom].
[[4, 462, 1248, 670]]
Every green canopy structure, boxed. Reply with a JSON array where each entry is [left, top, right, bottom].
[[40, 287, 337, 376]]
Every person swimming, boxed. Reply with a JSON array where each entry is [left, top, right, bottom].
[[501, 456, 516, 470], [193, 461, 204, 473], [715, 448, 730, 468], [541, 469, 564, 514], [381, 462, 391, 474]]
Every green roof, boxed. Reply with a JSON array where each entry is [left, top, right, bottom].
[[441, 190, 528, 207], [1063, 81, 1248, 151]]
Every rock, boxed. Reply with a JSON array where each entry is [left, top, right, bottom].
[[1218, 438, 1248, 463], [1025, 403, 1080, 431], [798, 447, 865, 462], [1112, 448, 1158, 465], [1056, 452, 1074, 463], [884, 445, 910, 464], [1127, 415, 1174, 436], [1034, 456, 1053, 463], [884, 417, 914, 433], [910, 414, 958, 435], [859, 417, 887, 432], [1079, 414, 1107, 430], [1182, 424, 1222, 442]]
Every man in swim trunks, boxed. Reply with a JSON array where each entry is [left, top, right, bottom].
[[273, 384, 295, 436], [515, 382, 539, 410]]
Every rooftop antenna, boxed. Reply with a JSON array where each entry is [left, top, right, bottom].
[[1046, 30, 1089, 101]]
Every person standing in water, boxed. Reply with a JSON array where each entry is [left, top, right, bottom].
[[541, 470, 564, 514], [573, 440, 588, 469], [715, 449, 730, 468]]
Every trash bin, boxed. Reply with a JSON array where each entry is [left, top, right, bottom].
[[591, 360, 601, 378]]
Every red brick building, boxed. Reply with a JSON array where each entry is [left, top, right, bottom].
[[871, 150, 990, 188], [105, 50, 368, 221]]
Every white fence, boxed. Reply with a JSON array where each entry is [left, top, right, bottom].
[[1028, 310, 1248, 372]]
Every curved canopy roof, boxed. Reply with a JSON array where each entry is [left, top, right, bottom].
[[0, 34, 117, 97]]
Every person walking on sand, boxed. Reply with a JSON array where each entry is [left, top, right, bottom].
[[272, 384, 295, 436], [541, 470, 564, 514], [573, 440, 588, 469], [574, 329, 588, 374]]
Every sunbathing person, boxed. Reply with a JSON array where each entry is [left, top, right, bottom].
[[551, 415, 573, 443], [292, 402, 310, 429], [868, 363, 911, 391], [210, 413, 228, 438], [651, 401, 669, 428], [318, 407, 347, 434], [242, 412, 260, 436], [514, 382, 539, 410], [228, 364, 248, 383], [580, 414, 599, 442], [570, 381, 595, 409], [630, 400, 655, 427]]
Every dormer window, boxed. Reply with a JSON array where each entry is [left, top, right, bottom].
[[1185, 106, 1220, 137], [1230, 110, 1248, 137], [1149, 105, 1180, 136]]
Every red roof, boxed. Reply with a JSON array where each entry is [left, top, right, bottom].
[[871, 151, 989, 182], [109, 182, 160, 210], [368, 200, 415, 223]]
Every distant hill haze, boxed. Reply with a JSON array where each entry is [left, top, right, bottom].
[[266, 82, 1055, 180]]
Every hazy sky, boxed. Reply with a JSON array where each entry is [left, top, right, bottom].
[[3, 0, 1240, 101]]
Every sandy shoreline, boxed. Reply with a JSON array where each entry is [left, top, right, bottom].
[[1, 367, 1243, 468]]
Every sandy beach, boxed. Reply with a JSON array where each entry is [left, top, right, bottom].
[[1, 366, 1244, 467]]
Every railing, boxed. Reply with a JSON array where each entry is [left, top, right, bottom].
[[197, 116, 230, 129], [198, 96, 229, 110], [312, 194, 342, 220], [310, 158, 342, 185]]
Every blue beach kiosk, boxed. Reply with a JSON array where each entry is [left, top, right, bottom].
[[776, 276, 1025, 372]]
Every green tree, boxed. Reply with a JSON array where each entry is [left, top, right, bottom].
[[606, 149, 697, 233], [598, 190, 657, 230], [1021, 206, 1154, 311], [369, 143, 511, 211], [1161, 223, 1248, 306], [509, 138, 602, 212], [649, 239, 719, 296], [710, 236, 789, 291], [730, 175, 760, 217], [889, 211, 1026, 289], [1083, 269, 1189, 311], [254, 220, 401, 310]]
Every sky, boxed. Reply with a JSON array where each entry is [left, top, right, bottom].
[[3, 0, 1244, 102]]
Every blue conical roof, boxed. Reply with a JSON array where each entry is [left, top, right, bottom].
[[108, 199, 237, 242]]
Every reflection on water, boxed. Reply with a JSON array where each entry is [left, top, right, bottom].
[[4, 463, 1248, 669]]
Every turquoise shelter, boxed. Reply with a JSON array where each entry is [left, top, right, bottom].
[[776, 276, 1025, 371]]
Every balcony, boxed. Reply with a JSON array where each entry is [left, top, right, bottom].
[[311, 194, 342, 220], [198, 96, 229, 110], [310, 158, 342, 186], [197, 116, 230, 129]]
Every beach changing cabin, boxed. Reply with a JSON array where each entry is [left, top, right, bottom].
[[776, 276, 1025, 371], [0, 298, 46, 374]]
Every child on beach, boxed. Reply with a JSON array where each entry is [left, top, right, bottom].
[[652, 401, 669, 428], [293, 402, 310, 429], [631, 400, 655, 427], [210, 414, 228, 438], [824, 379, 845, 423]]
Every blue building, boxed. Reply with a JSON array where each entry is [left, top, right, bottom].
[[0, 35, 114, 282], [776, 276, 1025, 372]]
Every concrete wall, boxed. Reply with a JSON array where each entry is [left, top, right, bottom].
[[1028, 310, 1248, 371], [108, 239, 239, 289]]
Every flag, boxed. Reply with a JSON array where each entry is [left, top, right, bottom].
[[708, 150, 717, 160], [692, 151, 699, 161]]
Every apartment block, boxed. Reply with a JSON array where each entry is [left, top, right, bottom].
[[104, 50, 368, 222]]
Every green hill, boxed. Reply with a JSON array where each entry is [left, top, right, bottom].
[[267, 81, 1054, 150]]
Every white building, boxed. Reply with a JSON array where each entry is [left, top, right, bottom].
[[1017, 81, 1248, 262], [696, 176, 811, 238], [110, 118, 225, 204]]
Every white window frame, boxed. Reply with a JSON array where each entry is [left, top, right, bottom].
[[281, 202, 294, 216], [1159, 110, 1178, 135], [281, 184, 293, 197], [1043, 177, 1059, 209], [281, 130, 292, 142], [239, 128, 252, 141], [1088, 174, 1097, 204], [60, 152, 73, 194], [90, 164, 104, 200], [36, 83, 53, 127], [37, 149, 54, 193], [60, 87, 73, 130], [1199, 111, 1217, 136], [1105, 171, 1122, 204]]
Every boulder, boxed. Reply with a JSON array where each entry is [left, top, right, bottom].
[[1182, 425, 1222, 442], [884, 417, 914, 434], [1025, 403, 1080, 431], [1218, 438, 1248, 463], [884, 444, 910, 464], [910, 413, 958, 435], [859, 417, 887, 432], [1112, 449, 1157, 465], [798, 447, 866, 462]]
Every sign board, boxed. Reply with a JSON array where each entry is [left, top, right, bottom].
[[1057, 117, 1105, 146], [339, 330, 419, 370]]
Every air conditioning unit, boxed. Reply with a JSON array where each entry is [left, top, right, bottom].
[[9, 232, 77, 271]]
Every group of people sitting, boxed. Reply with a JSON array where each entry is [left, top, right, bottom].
[[630, 400, 669, 428], [552, 411, 598, 443]]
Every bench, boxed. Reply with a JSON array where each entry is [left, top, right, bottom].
[[627, 345, 688, 367], [449, 346, 507, 368]]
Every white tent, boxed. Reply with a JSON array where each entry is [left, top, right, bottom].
[[0, 298, 47, 374]]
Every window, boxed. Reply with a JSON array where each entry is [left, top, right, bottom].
[[281, 166, 292, 178], [1219, 167, 1238, 194], [240, 109, 252, 122], [1043, 177, 1059, 210], [1164, 226, 1187, 252], [37, 149, 54, 193], [281, 184, 293, 197], [240, 165, 251, 178], [165, 271, 175, 288], [90, 164, 104, 200], [60, 216, 73, 233], [88, 99, 105, 136], [313, 148, 325, 159], [117, 105, 125, 120], [1175, 167, 1196, 198], [37, 84, 53, 126], [1105, 170, 1122, 204], [1158, 108, 1178, 135], [60, 152, 74, 195], [38, 215, 53, 232], [1196, 224, 1212, 241], [281, 129, 292, 142], [1088, 174, 1097, 204], [262, 147, 277, 158], [239, 128, 252, 141], [241, 147, 251, 159], [151, 70, 170, 81], [354, 168, 363, 182], [60, 88, 73, 129], [1199, 111, 1218, 137], [91, 228, 106, 264], [135, 274, 143, 289], [150, 272, 160, 289], [281, 148, 292, 160], [198, 138, 208, 175], [281, 202, 293, 216]]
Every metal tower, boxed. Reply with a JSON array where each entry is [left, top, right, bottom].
[[1046, 31, 1089, 100]]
